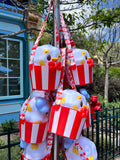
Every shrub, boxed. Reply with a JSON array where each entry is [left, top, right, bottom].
[[93, 66, 120, 79], [109, 66, 120, 78], [1, 119, 16, 132]]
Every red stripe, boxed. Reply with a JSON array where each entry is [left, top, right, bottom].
[[89, 65, 93, 84], [48, 106, 56, 132], [64, 153, 67, 160], [70, 111, 82, 139], [21, 153, 51, 160], [77, 65, 85, 85], [86, 117, 90, 128], [56, 107, 69, 136], [34, 66, 42, 90], [25, 122, 32, 143], [36, 122, 47, 143], [19, 116, 22, 139], [48, 67, 56, 90]]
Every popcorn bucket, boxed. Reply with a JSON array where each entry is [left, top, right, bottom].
[[48, 105, 89, 140], [21, 153, 51, 160], [29, 65, 64, 91], [64, 136, 98, 160], [19, 114, 49, 143], [69, 60, 94, 86], [29, 1, 64, 91], [60, 12, 94, 87]]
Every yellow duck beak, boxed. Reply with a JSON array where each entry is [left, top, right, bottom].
[[80, 60, 85, 65], [88, 57, 91, 60], [52, 57, 58, 62], [39, 60, 45, 66]]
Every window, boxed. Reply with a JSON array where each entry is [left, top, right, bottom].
[[0, 38, 23, 100]]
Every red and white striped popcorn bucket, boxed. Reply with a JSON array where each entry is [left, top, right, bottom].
[[29, 65, 64, 91], [19, 114, 49, 144], [69, 59, 94, 86], [48, 105, 89, 140], [29, 1, 64, 91], [21, 153, 51, 160], [59, 13, 94, 87]]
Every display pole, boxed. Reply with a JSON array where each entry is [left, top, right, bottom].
[[53, 0, 60, 159]]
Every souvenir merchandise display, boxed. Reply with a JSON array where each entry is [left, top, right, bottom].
[[64, 136, 98, 160], [29, 44, 64, 91], [48, 89, 89, 140], [19, 95, 49, 145], [19, 1, 98, 159]]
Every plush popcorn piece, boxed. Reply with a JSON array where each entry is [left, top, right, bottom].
[[20, 97, 49, 123], [34, 44, 62, 66], [65, 136, 97, 160], [71, 49, 90, 65], [60, 89, 87, 111], [23, 141, 50, 159]]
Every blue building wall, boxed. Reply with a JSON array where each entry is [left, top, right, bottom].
[[0, 2, 30, 123]]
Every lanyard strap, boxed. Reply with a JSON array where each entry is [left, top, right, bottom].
[[29, 1, 53, 67]]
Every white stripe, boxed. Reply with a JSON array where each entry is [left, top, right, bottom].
[[42, 66, 48, 90], [21, 123, 25, 141], [83, 121, 87, 130], [42, 123, 49, 141], [55, 70, 61, 89], [51, 107, 61, 133], [84, 64, 89, 84], [63, 110, 76, 137], [31, 66, 36, 89], [31, 123, 39, 143], [76, 118, 86, 139], [72, 68, 79, 85]]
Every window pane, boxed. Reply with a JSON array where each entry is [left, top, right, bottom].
[[8, 60, 20, 77], [8, 40, 20, 58], [0, 59, 7, 77], [0, 78, 7, 96], [0, 39, 6, 58], [9, 78, 20, 95]]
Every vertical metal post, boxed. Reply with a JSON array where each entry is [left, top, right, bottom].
[[8, 128, 11, 160], [53, 0, 60, 160], [96, 110, 99, 158]]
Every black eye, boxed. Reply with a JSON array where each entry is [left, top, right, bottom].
[[80, 101, 83, 107], [47, 55, 51, 61], [85, 56, 87, 60]]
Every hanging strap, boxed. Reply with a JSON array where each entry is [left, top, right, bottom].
[[59, 12, 76, 90], [59, 12, 76, 49], [53, 1, 59, 48], [29, 1, 53, 69], [59, 12, 76, 66], [54, 48, 66, 106]]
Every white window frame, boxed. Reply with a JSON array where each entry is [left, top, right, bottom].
[[0, 38, 23, 100]]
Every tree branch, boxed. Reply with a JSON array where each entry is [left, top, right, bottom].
[[111, 61, 120, 65], [0, 27, 52, 39]]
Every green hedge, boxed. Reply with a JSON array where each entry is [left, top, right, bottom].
[[93, 66, 120, 78]]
